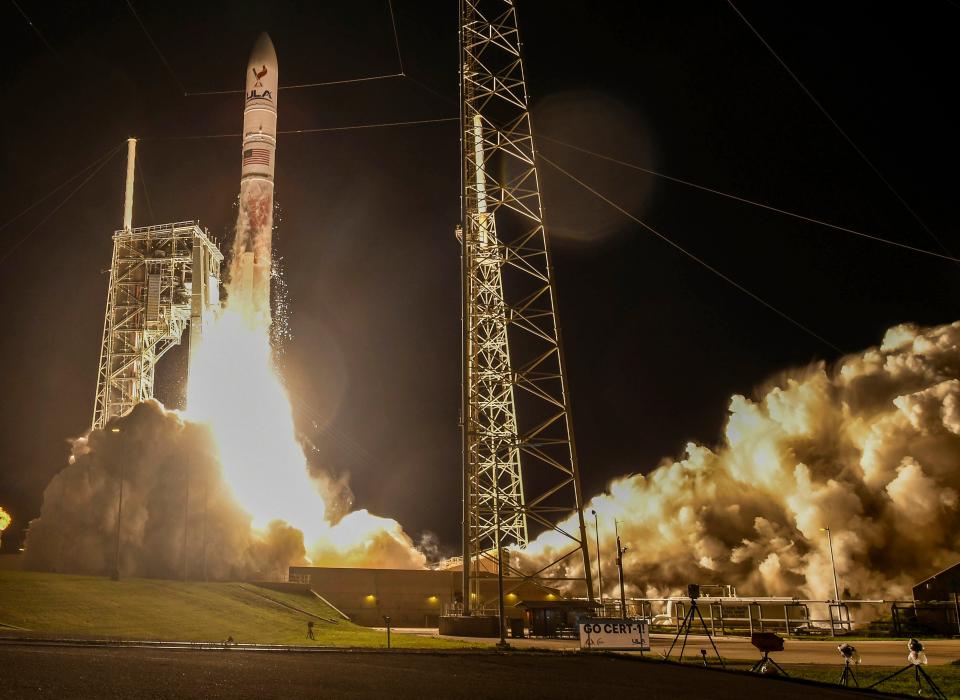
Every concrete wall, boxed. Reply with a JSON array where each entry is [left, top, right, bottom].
[[288, 566, 563, 628], [289, 567, 458, 627]]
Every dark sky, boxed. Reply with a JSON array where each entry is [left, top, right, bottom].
[[1, 1, 956, 554]]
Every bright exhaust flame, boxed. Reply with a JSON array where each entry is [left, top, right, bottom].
[[184, 259, 425, 568], [185, 307, 325, 541], [0, 506, 10, 533]]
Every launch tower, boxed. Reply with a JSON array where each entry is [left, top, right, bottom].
[[459, 0, 594, 611], [93, 139, 223, 429]]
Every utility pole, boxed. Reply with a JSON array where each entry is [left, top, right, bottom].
[[820, 527, 842, 601], [111, 426, 125, 581], [615, 519, 628, 618], [182, 460, 190, 581], [592, 510, 604, 609], [821, 526, 844, 630]]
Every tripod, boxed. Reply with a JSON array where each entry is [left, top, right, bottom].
[[664, 599, 725, 668], [838, 657, 858, 687], [749, 650, 789, 677], [868, 663, 947, 699]]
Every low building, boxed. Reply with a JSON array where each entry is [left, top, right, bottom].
[[914, 562, 960, 602], [517, 599, 600, 637], [288, 565, 563, 628], [900, 562, 960, 636]]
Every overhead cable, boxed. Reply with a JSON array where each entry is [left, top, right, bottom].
[[539, 134, 960, 264], [10, 0, 58, 57], [538, 152, 843, 354], [124, 0, 186, 95], [145, 116, 458, 141], [387, 0, 405, 75], [185, 72, 405, 97], [0, 143, 124, 235], [0, 143, 124, 267], [726, 0, 954, 259]]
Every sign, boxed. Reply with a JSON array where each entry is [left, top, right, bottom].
[[578, 618, 650, 651]]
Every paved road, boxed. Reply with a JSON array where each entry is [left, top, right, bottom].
[[394, 628, 960, 666], [0, 644, 883, 699]]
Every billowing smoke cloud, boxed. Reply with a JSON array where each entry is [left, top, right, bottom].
[[24, 398, 426, 577], [25, 400, 307, 580], [522, 320, 960, 600]]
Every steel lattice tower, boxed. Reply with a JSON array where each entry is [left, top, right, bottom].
[[459, 0, 594, 612], [93, 140, 223, 429]]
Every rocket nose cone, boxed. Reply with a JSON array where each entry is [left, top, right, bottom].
[[249, 32, 277, 66]]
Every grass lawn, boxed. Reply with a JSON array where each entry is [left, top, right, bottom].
[[0, 570, 474, 649], [782, 663, 960, 699]]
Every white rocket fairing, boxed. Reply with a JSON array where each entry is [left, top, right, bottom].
[[231, 32, 278, 321]]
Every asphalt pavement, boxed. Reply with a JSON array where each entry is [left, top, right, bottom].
[[0, 644, 886, 699]]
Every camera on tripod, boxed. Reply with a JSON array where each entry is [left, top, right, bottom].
[[687, 583, 700, 600]]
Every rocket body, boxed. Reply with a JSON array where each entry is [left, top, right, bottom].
[[231, 32, 278, 322]]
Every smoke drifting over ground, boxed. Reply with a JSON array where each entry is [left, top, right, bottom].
[[24, 400, 426, 578], [24, 401, 306, 580], [524, 320, 960, 599]]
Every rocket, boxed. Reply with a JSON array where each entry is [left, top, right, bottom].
[[231, 32, 278, 321]]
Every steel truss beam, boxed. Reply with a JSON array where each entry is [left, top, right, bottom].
[[93, 221, 222, 429], [459, 0, 594, 613]]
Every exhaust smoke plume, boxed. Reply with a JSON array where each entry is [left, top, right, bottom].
[[24, 400, 307, 580], [522, 320, 960, 599]]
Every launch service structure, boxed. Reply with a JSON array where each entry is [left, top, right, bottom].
[[93, 139, 223, 429], [94, 33, 279, 428], [459, 0, 594, 611]]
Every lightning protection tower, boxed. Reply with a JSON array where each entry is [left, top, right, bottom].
[[459, 0, 594, 612], [92, 139, 223, 429]]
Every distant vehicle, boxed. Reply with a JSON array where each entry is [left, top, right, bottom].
[[791, 623, 832, 636]]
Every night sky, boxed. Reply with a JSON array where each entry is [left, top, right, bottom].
[[1, 1, 956, 554]]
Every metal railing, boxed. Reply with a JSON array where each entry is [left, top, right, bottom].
[[592, 597, 863, 636]]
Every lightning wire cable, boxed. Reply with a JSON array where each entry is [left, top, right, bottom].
[[538, 152, 843, 354]]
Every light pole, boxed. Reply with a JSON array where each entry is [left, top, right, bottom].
[[820, 526, 845, 630], [820, 527, 841, 602], [591, 510, 604, 609], [615, 519, 628, 619], [111, 427, 124, 581]]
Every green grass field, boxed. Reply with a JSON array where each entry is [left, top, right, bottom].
[[784, 663, 960, 699], [0, 570, 472, 649]]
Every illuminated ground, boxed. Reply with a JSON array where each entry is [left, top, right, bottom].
[[0, 571, 469, 648], [0, 645, 888, 700]]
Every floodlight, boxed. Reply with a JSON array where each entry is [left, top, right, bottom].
[[687, 583, 700, 600]]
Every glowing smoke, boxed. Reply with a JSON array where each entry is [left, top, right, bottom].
[[24, 401, 307, 579], [522, 320, 960, 599]]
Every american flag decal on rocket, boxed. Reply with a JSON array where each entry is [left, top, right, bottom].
[[243, 148, 271, 166]]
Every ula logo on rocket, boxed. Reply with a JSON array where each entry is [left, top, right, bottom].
[[248, 65, 272, 101]]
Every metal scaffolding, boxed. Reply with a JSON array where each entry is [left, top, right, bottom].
[[459, 0, 594, 612], [92, 220, 222, 429]]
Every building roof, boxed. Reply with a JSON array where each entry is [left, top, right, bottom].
[[516, 599, 600, 609], [914, 561, 960, 588]]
